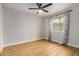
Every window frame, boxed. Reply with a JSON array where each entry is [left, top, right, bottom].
[[51, 15, 65, 32]]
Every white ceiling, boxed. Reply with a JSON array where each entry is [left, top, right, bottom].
[[3, 3, 79, 17]]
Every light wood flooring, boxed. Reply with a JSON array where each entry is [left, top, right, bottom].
[[1, 39, 79, 56]]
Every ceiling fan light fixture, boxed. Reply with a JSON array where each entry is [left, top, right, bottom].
[[38, 10, 42, 13], [29, 3, 52, 14], [37, 10, 43, 14]]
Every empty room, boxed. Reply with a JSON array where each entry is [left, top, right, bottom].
[[0, 3, 79, 56]]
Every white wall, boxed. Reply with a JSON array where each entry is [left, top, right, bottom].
[[42, 18, 49, 39], [3, 6, 44, 47], [2, 4, 79, 48], [43, 5, 79, 48], [0, 4, 3, 51], [68, 6, 79, 48]]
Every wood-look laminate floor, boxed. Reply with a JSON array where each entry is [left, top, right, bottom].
[[2, 39, 79, 56], [0, 52, 2, 56]]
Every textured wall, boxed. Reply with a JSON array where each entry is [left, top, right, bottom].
[[0, 4, 3, 51], [44, 5, 79, 48], [3, 6, 44, 46]]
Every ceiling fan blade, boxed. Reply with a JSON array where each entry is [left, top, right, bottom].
[[41, 3, 52, 8], [36, 3, 41, 8], [29, 8, 39, 9], [42, 9, 48, 13]]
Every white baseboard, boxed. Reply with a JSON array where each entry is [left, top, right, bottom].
[[3, 38, 43, 48], [67, 43, 79, 48], [2, 38, 79, 52], [51, 39, 61, 44], [51, 39, 79, 48], [0, 47, 3, 52]]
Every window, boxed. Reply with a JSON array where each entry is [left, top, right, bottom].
[[51, 16, 65, 32], [59, 16, 65, 31], [52, 18, 60, 31]]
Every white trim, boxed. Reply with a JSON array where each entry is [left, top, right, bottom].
[[0, 4, 3, 52], [50, 39, 79, 48], [3, 38, 79, 50], [0, 46, 3, 52], [51, 39, 79, 48], [51, 39, 62, 44], [67, 43, 79, 48], [3, 39, 43, 48]]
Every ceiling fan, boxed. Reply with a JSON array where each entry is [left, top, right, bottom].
[[29, 3, 52, 14]]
